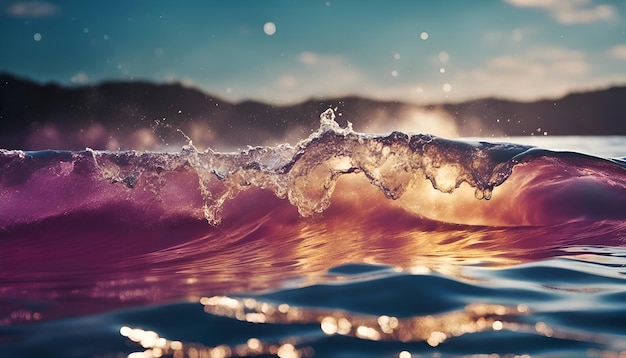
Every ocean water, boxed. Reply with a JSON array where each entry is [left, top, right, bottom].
[[1, 109, 625, 358]]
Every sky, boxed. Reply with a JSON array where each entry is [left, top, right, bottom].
[[1, 0, 626, 105]]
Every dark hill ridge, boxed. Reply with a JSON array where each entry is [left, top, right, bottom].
[[442, 87, 626, 137], [1, 72, 625, 150]]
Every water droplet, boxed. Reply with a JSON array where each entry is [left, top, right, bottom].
[[33, 33, 41, 41], [474, 188, 492, 200], [263, 22, 276, 36]]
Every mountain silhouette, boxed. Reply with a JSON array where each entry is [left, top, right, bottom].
[[1, 72, 624, 151]]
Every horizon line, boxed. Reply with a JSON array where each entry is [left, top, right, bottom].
[[3, 71, 626, 108]]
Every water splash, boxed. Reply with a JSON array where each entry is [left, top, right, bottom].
[[2, 109, 625, 233], [140, 109, 532, 223]]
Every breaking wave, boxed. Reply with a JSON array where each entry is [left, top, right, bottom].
[[2, 109, 624, 229], [2, 60, 626, 358]]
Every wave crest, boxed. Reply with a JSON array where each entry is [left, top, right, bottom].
[[174, 108, 534, 223], [2, 109, 624, 227]]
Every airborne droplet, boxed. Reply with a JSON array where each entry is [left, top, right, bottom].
[[263, 22, 276, 36]]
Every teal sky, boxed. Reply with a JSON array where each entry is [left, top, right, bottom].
[[1, 0, 626, 104]]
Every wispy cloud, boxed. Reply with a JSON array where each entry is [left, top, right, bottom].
[[7, 1, 60, 18], [70, 72, 89, 84], [452, 46, 592, 100], [608, 44, 626, 60], [256, 46, 608, 104], [297, 51, 346, 68], [265, 52, 364, 102], [504, 0, 617, 24]]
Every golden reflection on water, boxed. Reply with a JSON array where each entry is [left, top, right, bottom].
[[9, 168, 617, 324], [199, 296, 527, 345], [130, 172, 598, 310], [122, 294, 624, 358], [132, 159, 626, 307], [116, 172, 626, 357], [121, 323, 306, 358], [122, 295, 526, 358], [124, 294, 616, 358]]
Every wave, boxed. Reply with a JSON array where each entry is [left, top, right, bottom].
[[1, 109, 625, 326], [2, 109, 625, 229]]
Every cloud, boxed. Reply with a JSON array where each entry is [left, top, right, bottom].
[[258, 47, 597, 105], [7, 1, 60, 18], [297, 51, 344, 67], [70, 72, 89, 84], [488, 47, 588, 76], [504, 0, 617, 24], [298, 51, 319, 66], [265, 51, 364, 102], [382, 44, 626, 104], [451, 46, 592, 100], [608, 44, 626, 60]]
